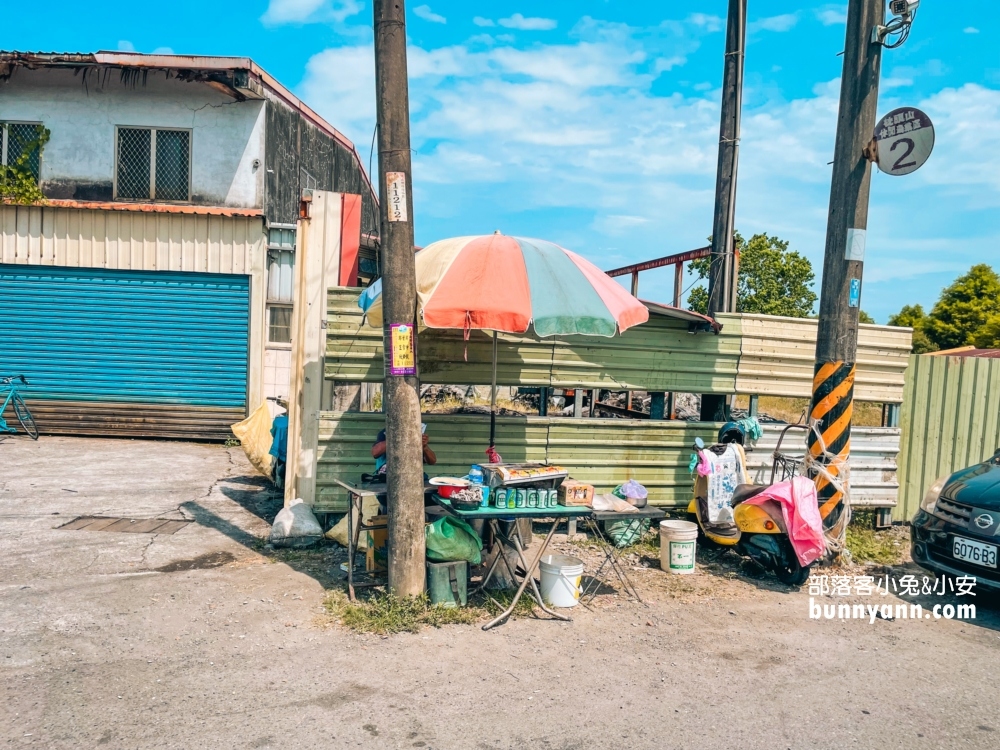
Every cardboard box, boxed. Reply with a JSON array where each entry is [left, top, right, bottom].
[[558, 480, 594, 507], [366, 516, 388, 572]]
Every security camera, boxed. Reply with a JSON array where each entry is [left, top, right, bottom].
[[873, 0, 918, 47], [889, 0, 919, 19]]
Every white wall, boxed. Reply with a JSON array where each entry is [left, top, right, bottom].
[[1, 67, 265, 207]]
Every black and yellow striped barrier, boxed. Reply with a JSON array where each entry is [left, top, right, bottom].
[[808, 360, 856, 528]]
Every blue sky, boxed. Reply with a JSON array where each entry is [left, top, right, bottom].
[[4, 2, 999, 322]]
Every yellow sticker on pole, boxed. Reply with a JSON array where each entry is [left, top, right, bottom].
[[389, 323, 416, 376]]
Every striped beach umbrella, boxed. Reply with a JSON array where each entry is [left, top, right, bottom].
[[359, 233, 649, 337], [359, 233, 649, 448]]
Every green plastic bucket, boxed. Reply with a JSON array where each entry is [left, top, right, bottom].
[[426, 560, 468, 608]]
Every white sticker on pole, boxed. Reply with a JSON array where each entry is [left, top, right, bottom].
[[845, 228, 866, 262], [874, 107, 934, 176], [386, 171, 408, 222]]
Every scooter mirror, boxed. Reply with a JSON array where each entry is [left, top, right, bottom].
[[694, 437, 705, 450]]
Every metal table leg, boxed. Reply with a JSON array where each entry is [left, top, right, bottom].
[[580, 516, 643, 603], [482, 520, 568, 630], [471, 519, 510, 595], [347, 492, 361, 601], [509, 529, 571, 622]]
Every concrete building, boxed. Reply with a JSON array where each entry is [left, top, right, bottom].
[[0, 51, 379, 438]]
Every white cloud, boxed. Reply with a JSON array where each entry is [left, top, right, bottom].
[[472, 16, 494, 28], [299, 45, 376, 142], [497, 13, 557, 31], [296, 22, 1000, 314], [915, 84, 1000, 196], [260, 0, 362, 26], [964, 27, 980, 34], [884, 58, 949, 89], [815, 5, 847, 26], [749, 13, 799, 33], [687, 13, 723, 32], [116, 40, 173, 55], [414, 5, 446, 24]]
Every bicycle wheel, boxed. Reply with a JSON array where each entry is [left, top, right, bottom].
[[12, 394, 39, 440]]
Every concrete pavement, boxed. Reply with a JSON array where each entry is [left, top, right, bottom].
[[2, 435, 1000, 749]]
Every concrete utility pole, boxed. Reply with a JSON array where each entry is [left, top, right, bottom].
[[706, 0, 746, 317], [373, 0, 425, 596], [809, 0, 884, 531], [702, 0, 746, 422]]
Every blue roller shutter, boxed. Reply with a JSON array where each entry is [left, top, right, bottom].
[[0, 264, 249, 439]]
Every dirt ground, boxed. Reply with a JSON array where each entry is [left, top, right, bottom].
[[2, 435, 1000, 750]]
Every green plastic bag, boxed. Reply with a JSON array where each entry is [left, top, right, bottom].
[[603, 518, 651, 548], [426, 516, 483, 565]]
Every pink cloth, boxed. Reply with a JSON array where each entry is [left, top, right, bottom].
[[744, 476, 826, 566], [696, 450, 713, 477]]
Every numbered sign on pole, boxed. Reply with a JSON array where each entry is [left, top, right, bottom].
[[874, 107, 934, 176]]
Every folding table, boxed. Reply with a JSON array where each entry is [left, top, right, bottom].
[[581, 507, 666, 603], [428, 496, 592, 630]]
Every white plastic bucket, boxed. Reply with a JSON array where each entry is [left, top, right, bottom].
[[539, 554, 585, 608], [660, 520, 698, 574]]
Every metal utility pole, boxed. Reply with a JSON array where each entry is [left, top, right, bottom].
[[706, 0, 746, 317], [373, 0, 425, 596], [702, 0, 746, 422], [809, 0, 884, 532]]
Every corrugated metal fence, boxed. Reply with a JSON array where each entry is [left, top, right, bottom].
[[725, 314, 911, 403], [326, 288, 911, 401], [315, 411, 720, 512], [896, 354, 1000, 520], [314, 415, 901, 513], [745, 424, 900, 508]]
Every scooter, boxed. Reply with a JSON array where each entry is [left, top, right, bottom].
[[686, 423, 816, 586]]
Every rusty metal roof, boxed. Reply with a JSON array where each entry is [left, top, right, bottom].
[[37, 199, 263, 217], [0, 50, 377, 206], [933, 349, 1000, 359], [642, 300, 721, 333]]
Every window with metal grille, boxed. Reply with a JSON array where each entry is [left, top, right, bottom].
[[1, 122, 45, 183], [268, 306, 293, 344], [115, 127, 191, 201]]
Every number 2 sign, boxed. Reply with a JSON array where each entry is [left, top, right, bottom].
[[874, 107, 935, 177]]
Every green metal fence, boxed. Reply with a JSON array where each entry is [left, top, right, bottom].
[[896, 354, 1000, 520], [328, 288, 742, 392], [314, 411, 720, 512], [327, 288, 909, 400]]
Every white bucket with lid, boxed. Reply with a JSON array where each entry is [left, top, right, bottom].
[[660, 520, 698, 574], [539, 554, 585, 607]]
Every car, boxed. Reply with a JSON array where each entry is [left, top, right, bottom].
[[911, 450, 1000, 592]]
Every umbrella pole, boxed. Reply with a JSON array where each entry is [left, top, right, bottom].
[[490, 331, 498, 447]]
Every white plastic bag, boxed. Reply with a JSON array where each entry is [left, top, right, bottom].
[[616, 479, 648, 500], [592, 493, 638, 513], [269, 498, 323, 548]]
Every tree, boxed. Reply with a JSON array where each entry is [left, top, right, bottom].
[[688, 232, 817, 318], [926, 264, 1000, 350], [973, 314, 1000, 349], [888, 304, 936, 354], [858, 310, 875, 324]]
